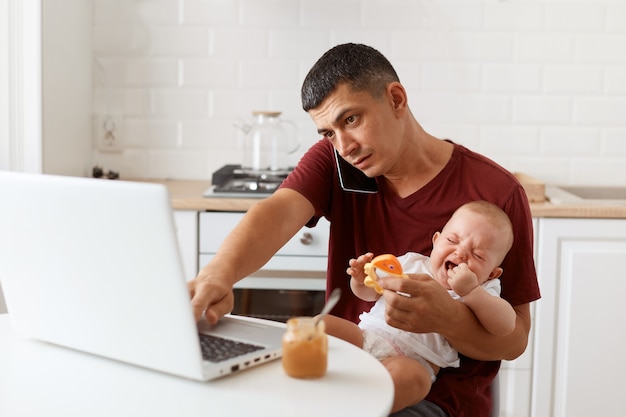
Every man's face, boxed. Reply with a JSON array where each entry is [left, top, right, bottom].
[[308, 83, 401, 178]]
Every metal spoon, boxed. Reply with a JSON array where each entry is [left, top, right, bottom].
[[314, 287, 341, 326]]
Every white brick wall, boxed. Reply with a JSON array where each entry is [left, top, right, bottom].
[[92, 0, 626, 186]]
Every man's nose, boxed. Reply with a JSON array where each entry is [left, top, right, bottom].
[[335, 133, 356, 158]]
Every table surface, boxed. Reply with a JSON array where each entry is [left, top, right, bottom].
[[0, 315, 393, 417]]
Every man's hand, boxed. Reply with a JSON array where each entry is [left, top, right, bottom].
[[380, 273, 461, 334], [380, 272, 531, 361], [188, 271, 234, 324]]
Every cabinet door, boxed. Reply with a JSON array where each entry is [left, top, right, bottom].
[[173, 210, 198, 281], [532, 218, 626, 417]]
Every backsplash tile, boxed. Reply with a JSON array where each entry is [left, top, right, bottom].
[[544, 2, 605, 32], [603, 129, 626, 156], [514, 34, 575, 63], [182, 0, 238, 26], [543, 66, 603, 94], [92, 0, 626, 186], [540, 127, 601, 157]]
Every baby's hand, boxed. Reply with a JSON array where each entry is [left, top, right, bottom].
[[447, 263, 479, 296], [347, 252, 374, 284], [363, 253, 408, 295]]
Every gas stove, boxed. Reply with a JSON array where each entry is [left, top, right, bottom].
[[203, 164, 293, 198]]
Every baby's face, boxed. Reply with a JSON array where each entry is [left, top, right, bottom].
[[429, 210, 504, 289]]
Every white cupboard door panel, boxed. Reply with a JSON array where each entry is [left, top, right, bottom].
[[173, 210, 198, 280], [554, 241, 626, 417], [533, 219, 626, 417]]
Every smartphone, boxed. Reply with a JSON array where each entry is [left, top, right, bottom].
[[334, 149, 378, 193]]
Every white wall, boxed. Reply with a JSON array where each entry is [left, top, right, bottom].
[[0, 0, 43, 173], [0, 0, 8, 170], [90, 0, 626, 186], [42, 0, 93, 176]]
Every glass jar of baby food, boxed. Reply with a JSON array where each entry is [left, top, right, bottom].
[[281, 316, 328, 379]]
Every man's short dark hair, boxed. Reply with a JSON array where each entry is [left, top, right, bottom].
[[301, 43, 401, 112]]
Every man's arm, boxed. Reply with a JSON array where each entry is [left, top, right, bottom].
[[188, 188, 315, 323], [380, 274, 531, 361]]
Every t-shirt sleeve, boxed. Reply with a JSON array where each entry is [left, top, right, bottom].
[[279, 139, 335, 223], [500, 183, 541, 306]]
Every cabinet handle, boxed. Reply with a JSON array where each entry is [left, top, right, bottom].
[[299, 232, 313, 245]]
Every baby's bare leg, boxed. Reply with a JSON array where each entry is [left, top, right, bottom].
[[382, 356, 438, 413], [320, 315, 364, 347]]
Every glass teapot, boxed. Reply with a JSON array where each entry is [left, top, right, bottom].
[[236, 111, 300, 172]]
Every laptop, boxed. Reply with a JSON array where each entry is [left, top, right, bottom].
[[0, 171, 285, 381]]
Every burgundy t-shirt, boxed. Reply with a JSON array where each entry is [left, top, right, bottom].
[[280, 139, 540, 417]]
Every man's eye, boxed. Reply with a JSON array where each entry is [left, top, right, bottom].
[[325, 131, 335, 140], [346, 115, 355, 125]]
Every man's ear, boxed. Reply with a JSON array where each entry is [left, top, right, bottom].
[[388, 82, 408, 113], [488, 267, 504, 280]]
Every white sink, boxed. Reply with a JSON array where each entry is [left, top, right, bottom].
[[546, 185, 626, 205]]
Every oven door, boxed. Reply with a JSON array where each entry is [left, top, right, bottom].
[[231, 269, 327, 323]]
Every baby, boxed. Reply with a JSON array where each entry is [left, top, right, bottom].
[[322, 200, 517, 413]]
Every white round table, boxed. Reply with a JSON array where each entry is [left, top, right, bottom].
[[0, 315, 393, 417]]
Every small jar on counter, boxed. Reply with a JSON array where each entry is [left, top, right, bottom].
[[281, 316, 328, 379]]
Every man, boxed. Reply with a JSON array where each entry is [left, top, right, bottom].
[[189, 43, 540, 417]]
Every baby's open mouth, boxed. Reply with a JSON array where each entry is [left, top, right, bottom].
[[445, 261, 458, 271]]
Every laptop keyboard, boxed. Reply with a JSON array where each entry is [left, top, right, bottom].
[[198, 333, 264, 363]]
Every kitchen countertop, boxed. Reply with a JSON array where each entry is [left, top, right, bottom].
[[132, 178, 626, 219]]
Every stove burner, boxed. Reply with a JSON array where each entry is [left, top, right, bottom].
[[204, 164, 293, 198], [216, 179, 280, 193], [233, 167, 293, 178]]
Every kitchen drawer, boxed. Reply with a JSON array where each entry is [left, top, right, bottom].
[[199, 212, 330, 257], [199, 253, 326, 291], [199, 254, 328, 273]]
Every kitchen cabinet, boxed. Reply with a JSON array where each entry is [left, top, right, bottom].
[[501, 217, 626, 417], [173, 210, 198, 281], [198, 211, 329, 290], [531, 218, 626, 417]]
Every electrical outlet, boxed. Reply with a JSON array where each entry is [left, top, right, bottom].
[[96, 114, 124, 152]]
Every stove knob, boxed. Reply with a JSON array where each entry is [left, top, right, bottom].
[[299, 232, 313, 245]]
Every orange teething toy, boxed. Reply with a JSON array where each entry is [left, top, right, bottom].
[[363, 254, 408, 294]]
